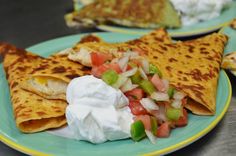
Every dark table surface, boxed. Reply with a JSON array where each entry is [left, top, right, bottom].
[[1, 0, 236, 156]]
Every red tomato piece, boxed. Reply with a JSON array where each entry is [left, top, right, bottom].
[[134, 115, 152, 131], [90, 52, 112, 66], [91, 64, 109, 78], [156, 122, 170, 138], [181, 98, 187, 106], [125, 88, 144, 101], [175, 108, 188, 127], [108, 63, 122, 73], [129, 101, 148, 116], [151, 74, 166, 92]]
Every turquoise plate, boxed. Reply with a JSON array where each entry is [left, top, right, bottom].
[[0, 32, 233, 156], [94, 1, 236, 38]]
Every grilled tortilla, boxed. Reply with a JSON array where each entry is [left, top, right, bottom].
[[0, 43, 67, 133], [147, 33, 228, 115], [21, 55, 90, 101], [73, 0, 181, 28]]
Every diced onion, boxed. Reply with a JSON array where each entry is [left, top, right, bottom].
[[171, 99, 182, 109], [120, 79, 138, 92], [145, 130, 156, 144], [112, 75, 128, 89], [162, 79, 169, 92], [121, 67, 138, 77], [151, 92, 169, 101], [118, 56, 129, 72], [111, 58, 119, 63], [124, 51, 139, 59], [141, 59, 149, 74], [140, 98, 159, 112], [173, 91, 186, 100], [152, 104, 167, 123], [139, 67, 148, 80]]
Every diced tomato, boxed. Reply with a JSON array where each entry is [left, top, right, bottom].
[[151, 74, 166, 92], [108, 63, 122, 73], [134, 115, 151, 131], [156, 122, 170, 138], [129, 101, 148, 116], [181, 98, 187, 106], [131, 59, 142, 67], [125, 88, 144, 101], [126, 64, 133, 71], [174, 108, 188, 127], [90, 52, 112, 66], [91, 64, 109, 78]]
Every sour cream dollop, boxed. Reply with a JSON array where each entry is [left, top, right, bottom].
[[66, 75, 133, 144], [170, 0, 232, 26]]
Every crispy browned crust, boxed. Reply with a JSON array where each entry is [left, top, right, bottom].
[[74, 0, 181, 28], [0, 43, 67, 133]]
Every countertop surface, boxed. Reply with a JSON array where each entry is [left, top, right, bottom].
[[0, 0, 236, 156]]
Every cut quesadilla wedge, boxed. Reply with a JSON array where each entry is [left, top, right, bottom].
[[72, 0, 181, 28], [21, 55, 90, 101], [147, 33, 228, 115], [0, 43, 67, 133]]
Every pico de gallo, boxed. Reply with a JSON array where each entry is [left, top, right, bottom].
[[89, 50, 188, 143]]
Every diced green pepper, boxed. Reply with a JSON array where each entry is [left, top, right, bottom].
[[101, 70, 118, 85], [139, 80, 156, 95], [112, 75, 128, 89], [149, 63, 162, 78], [166, 108, 181, 121], [130, 120, 146, 142], [167, 87, 175, 98], [131, 71, 142, 84], [151, 116, 158, 135]]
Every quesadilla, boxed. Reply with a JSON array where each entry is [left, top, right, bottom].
[[21, 55, 90, 101], [222, 51, 236, 70], [72, 0, 181, 28], [147, 33, 228, 115], [60, 30, 228, 115], [0, 43, 67, 133]]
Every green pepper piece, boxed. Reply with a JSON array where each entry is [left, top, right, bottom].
[[167, 87, 175, 98], [131, 71, 142, 84], [101, 69, 118, 85], [166, 108, 181, 121], [151, 116, 158, 135], [130, 120, 146, 142], [139, 80, 156, 95], [149, 63, 162, 78]]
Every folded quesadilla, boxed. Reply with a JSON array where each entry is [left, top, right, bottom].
[[60, 30, 228, 115], [0, 43, 67, 133], [147, 33, 228, 115], [72, 0, 181, 28], [222, 51, 236, 70], [21, 55, 90, 101]]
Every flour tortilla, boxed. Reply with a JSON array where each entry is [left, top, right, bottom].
[[0, 43, 67, 133], [147, 33, 228, 115]]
